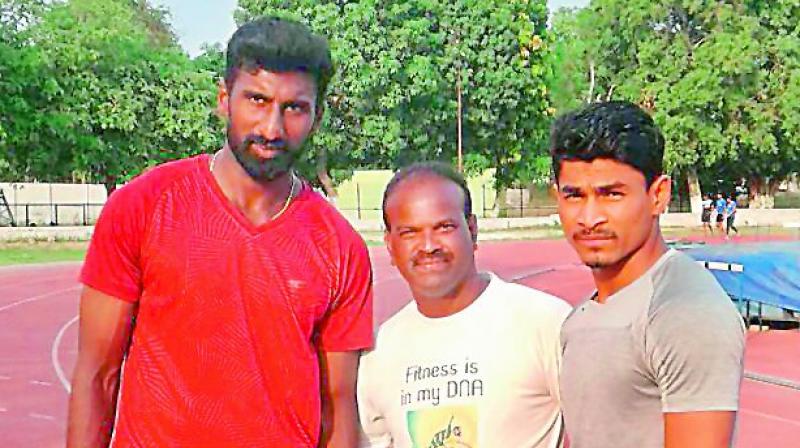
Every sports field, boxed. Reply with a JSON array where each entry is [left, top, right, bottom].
[[0, 238, 798, 447]]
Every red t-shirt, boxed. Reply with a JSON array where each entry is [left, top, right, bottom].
[[80, 154, 373, 447]]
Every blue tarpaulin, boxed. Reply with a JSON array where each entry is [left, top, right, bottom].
[[685, 241, 800, 313]]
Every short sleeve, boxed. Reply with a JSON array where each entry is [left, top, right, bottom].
[[79, 185, 148, 303], [547, 302, 572, 405], [357, 349, 392, 448], [316, 232, 374, 352], [646, 294, 745, 413]]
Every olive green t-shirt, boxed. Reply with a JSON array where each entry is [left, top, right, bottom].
[[560, 249, 745, 448]]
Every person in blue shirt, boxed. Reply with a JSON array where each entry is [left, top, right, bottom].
[[714, 193, 726, 234], [725, 195, 738, 238]]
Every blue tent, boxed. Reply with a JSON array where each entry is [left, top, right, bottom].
[[685, 241, 800, 314]]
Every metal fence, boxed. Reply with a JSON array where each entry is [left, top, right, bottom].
[[4, 203, 105, 227], [334, 184, 556, 221]]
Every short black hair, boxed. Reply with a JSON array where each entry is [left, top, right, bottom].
[[225, 16, 334, 107], [550, 101, 665, 187], [382, 162, 472, 230]]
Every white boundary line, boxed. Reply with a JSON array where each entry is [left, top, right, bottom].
[[52, 314, 79, 393], [0, 285, 80, 314], [740, 408, 800, 428]]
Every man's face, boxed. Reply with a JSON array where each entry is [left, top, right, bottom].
[[217, 69, 320, 181], [556, 158, 669, 270], [384, 176, 478, 300]]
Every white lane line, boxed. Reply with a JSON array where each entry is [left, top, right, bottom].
[[0, 272, 77, 290], [28, 412, 56, 421], [0, 375, 10, 380], [0, 285, 80, 314], [740, 408, 800, 428], [52, 314, 79, 393], [0, 407, 7, 412], [29, 380, 53, 387]]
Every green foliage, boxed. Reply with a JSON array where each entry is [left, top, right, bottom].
[[0, 0, 221, 192], [236, 0, 552, 188], [555, 0, 800, 201]]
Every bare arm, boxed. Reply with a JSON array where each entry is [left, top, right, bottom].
[[318, 351, 361, 448], [664, 411, 737, 448], [67, 286, 136, 448]]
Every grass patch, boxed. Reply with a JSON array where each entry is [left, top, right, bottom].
[[0, 241, 87, 266]]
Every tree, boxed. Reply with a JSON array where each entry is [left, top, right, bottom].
[[236, 0, 553, 190], [4, 0, 221, 194], [557, 0, 800, 209]]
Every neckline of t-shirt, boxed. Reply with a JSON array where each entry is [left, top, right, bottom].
[[409, 272, 497, 325], [587, 249, 679, 306], [197, 153, 310, 234]]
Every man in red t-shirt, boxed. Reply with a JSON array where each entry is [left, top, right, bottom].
[[67, 17, 373, 448]]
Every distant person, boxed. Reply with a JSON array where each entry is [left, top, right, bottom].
[[358, 162, 571, 447], [550, 101, 745, 448], [701, 193, 714, 237], [68, 17, 373, 447], [725, 195, 738, 238], [715, 192, 727, 234]]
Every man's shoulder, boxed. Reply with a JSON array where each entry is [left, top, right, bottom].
[[112, 155, 203, 202], [295, 187, 361, 235], [650, 250, 738, 317], [488, 275, 573, 317]]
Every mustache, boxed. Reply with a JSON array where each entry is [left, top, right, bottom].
[[411, 250, 450, 266], [573, 229, 617, 239], [241, 134, 286, 150]]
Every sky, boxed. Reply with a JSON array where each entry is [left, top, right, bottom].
[[151, 0, 590, 57]]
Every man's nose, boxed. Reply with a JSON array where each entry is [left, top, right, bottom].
[[256, 105, 286, 142], [577, 197, 608, 229]]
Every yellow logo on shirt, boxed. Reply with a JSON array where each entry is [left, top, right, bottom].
[[407, 405, 477, 448]]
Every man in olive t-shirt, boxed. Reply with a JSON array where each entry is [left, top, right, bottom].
[[549, 101, 745, 448]]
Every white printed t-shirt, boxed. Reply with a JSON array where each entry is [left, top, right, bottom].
[[358, 273, 572, 448]]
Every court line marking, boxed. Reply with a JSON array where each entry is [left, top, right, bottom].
[[0, 274, 78, 293], [745, 371, 800, 391], [52, 314, 79, 393], [740, 408, 800, 428], [0, 286, 80, 314], [28, 412, 56, 421], [29, 380, 53, 387]]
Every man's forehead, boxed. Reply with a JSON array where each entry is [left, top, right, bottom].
[[558, 158, 645, 186], [387, 178, 464, 216], [233, 68, 317, 94]]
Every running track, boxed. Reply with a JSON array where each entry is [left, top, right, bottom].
[[1, 240, 798, 447]]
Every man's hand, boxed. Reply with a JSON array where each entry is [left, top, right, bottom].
[[664, 411, 737, 448], [67, 286, 136, 448], [318, 351, 360, 448]]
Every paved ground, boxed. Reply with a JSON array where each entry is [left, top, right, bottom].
[[1, 240, 798, 447]]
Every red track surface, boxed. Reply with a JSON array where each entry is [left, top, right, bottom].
[[1, 240, 798, 447]]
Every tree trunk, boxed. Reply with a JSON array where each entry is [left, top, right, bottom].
[[315, 149, 338, 203], [748, 177, 778, 209], [687, 168, 702, 214], [104, 174, 117, 197]]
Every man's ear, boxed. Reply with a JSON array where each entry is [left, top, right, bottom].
[[384, 230, 396, 266], [467, 214, 478, 245], [216, 78, 230, 121], [649, 175, 672, 215], [311, 102, 325, 133]]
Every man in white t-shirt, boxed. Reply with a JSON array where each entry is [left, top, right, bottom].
[[358, 162, 572, 448]]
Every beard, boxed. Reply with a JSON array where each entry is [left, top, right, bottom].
[[227, 127, 304, 182]]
